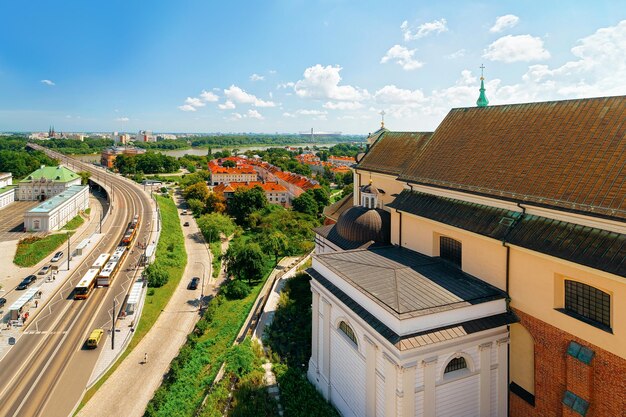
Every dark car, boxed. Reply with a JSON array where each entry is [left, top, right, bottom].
[[0, 298, 6, 308], [183, 222, 190, 227], [17, 275, 37, 290], [188, 277, 200, 290]]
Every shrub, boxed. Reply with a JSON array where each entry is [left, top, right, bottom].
[[144, 263, 169, 287], [222, 280, 251, 300]]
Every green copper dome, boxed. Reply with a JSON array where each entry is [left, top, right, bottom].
[[476, 77, 489, 107]]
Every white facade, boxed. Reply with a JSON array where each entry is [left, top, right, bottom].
[[0, 173, 12, 188], [24, 185, 89, 232], [0, 186, 15, 210], [308, 277, 510, 417]]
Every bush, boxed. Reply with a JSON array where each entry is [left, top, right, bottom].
[[144, 263, 169, 287], [222, 280, 251, 300]]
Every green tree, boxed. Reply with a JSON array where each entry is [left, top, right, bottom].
[[183, 182, 210, 203], [260, 231, 289, 263], [144, 263, 169, 287], [78, 171, 91, 185], [228, 185, 268, 225], [292, 192, 318, 216], [222, 160, 236, 168], [311, 187, 330, 208], [197, 212, 236, 243], [187, 198, 205, 216], [114, 153, 137, 174], [224, 242, 265, 284]]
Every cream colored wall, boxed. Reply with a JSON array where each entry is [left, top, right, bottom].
[[509, 247, 625, 359], [397, 213, 508, 291], [353, 169, 406, 208], [509, 323, 534, 394]]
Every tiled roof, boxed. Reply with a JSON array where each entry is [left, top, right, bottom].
[[313, 224, 368, 250], [357, 131, 433, 176], [388, 190, 626, 278], [323, 192, 354, 222], [307, 268, 517, 350], [398, 96, 626, 220], [214, 181, 287, 193], [21, 166, 79, 183], [314, 245, 506, 318]]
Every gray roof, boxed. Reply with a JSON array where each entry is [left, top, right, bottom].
[[323, 192, 354, 222], [314, 246, 506, 319], [307, 268, 517, 350]]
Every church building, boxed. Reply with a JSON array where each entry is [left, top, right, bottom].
[[308, 79, 626, 417]]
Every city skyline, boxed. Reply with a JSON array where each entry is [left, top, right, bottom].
[[1, 0, 625, 133]]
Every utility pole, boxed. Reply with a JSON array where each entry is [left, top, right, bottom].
[[195, 261, 206, 310], [66, 232, 71, 271], [99, 211, 103, 234], [111, 298, 116, 350]]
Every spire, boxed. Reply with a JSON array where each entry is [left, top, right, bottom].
[[476, 64, 489, 108], [379, 110, 386, 128]]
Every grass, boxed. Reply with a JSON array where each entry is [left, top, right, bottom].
[[210, 241, 222, 279], [77, 195, 187, 412], [62, 215, 85, 230], [85, 207, 91, 215], [14, 233, 72, 267]]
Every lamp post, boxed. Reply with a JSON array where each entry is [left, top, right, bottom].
[[194, 261, 206, 310], [66, 231, 71, 271]]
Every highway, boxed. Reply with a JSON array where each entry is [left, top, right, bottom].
[[0, 144, 155, 417]]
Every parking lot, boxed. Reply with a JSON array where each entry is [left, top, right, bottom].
[[0, 201, 43, 242]]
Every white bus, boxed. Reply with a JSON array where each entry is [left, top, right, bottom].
[[75, 269, 100, 300], [97, 261, 119, 287], [92, 253, 111, 271]]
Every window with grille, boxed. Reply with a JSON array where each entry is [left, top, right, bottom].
[[444, 357, 467, 374], [564, 280, 611, 330], [338, 321, 358, 346], [440, 236, 462, 268]]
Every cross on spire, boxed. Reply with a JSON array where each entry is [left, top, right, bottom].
[[480, 64, 485, 80], [379, 110, 386, 128]]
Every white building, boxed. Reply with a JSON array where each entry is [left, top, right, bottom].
[[18, 166, 81, 201], [0, 174, 16, 210], [24, 185, 89, 232], [0, 172, 13, 188]]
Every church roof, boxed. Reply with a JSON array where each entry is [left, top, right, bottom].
[[388, 190, 626, 278], [398, 96, 626, 221], [21, 165, 79, 183], [307, 268, 517, 350], [357, 131, 433, 176], [322, 192, 354, 222], [313, 245, 506, 318]]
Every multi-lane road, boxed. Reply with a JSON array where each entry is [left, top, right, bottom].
[[0, 144, 154, 417]]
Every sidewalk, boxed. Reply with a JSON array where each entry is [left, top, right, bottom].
[[77, 193, 218, 417]]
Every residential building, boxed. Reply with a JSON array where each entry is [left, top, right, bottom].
[[208, 157, 258, 185], [251, 160, 320, 198], [0, 172, 12, 188], [308, 86, 626, 416], [136, 130, 156, 142], [24, 185, 89, 232], [18, 166, 81, 201], [213, 181, 290, 206], [101, 146, 146, 168], [328, 155, 355, 167]]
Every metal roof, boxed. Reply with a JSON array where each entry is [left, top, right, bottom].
[[314, 245, 506, 318]]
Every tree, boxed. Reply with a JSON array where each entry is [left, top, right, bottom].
[[206, 191, 226, 213], [197, 212, 236, 243], [144, 263, 168, 287], [292, 192, 318, 216], [311, 187, 330, 208], [341, 183, 353, 198], [224, 242, 265, 284], [184, 182, 210, 203], [228, 185, 268, 225], [114, 153, 137, 174], [78, 171, 91, 185], [222, 160, 236, 168], [260, 231, 289, 263], [187, 198, 205, 216]]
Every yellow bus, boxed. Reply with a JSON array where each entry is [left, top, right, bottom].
[[86, 328, 104, 349], [74, 268, 100, 300]]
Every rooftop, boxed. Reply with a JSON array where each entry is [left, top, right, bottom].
[[357, 130, 432, 176], [314, 245, 506, 319], [214, 181, 288, 193], [21, 166, 79, 183], [27, 185, 87, 214]]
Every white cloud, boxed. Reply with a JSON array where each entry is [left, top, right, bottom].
[[490, 15, 520, 33], [41, 79, 55, 86], [218, 100, 236, 110], [277, 82, 295, 89], [282, 112, 296, 118], [115, 116, 130, 122], [380, 45, 424, 70], [297, 109, 328, 116], [250, 73, 265, 81], [178, 105, 197, 112], [247, 109, 264, 120], [323, 101, 364, 110], [200, 90, 219, 102], [401, 18, 448, 41], [231, 113, 243, 120], [374, 85, 425, 104], [483, 34, 550, 62], [446, 49, 466, 59], [294, 64, 369, 101], [185, 97, 206, 107], [224, 85, 275, 107], [269, 70, 277, 75]]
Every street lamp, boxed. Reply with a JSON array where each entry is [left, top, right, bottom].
[[194, 261, 206, 310]]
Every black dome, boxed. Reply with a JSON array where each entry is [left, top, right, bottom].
[[335, 206, 391, 244]]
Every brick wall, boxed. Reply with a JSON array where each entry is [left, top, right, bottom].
[[510, 308, 625, 417]]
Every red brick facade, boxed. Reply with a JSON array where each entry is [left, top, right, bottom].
[[510, 308, 626, 417]]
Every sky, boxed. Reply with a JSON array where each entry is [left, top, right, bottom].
[[0, 0, 625, 134]]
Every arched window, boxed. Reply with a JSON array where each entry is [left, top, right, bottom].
[[338, 321, 358, 346], [444, 357, 467, 374], [564, 280, 611, 330], [440, 236, 462, 268]]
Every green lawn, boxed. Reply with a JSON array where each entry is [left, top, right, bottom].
[[77, 195, 187, 412], [210, 242, 221, 279], [62, 215, 85, 230], [14, 233, 73, 267]]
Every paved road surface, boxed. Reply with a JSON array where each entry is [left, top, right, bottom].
[[0, 145, 154, 417]]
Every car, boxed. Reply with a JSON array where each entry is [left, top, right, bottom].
[[188, 277, 200, 290], [183, 222, 190, 227], [38, 265, 51, 275], [51, 251, 64, 262], [181, 210, 188, 215], [0, 298, 6, 308], [17, 275, 37, 290], [86, 328, 104, 349]]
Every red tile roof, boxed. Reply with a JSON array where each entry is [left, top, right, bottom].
[[214, 181, 288, 193]]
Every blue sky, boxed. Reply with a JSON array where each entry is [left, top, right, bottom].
[[0, 1, 625, 134]]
